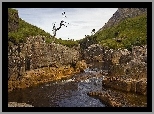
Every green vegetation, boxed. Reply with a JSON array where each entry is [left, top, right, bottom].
[[8, 8, 19, 33], [78, 35, 97, 50], [8, 17, 52, 44], [45, 37, 79, 48], [79, 14, 147, 50], [8, 8, 147, 50], [8, 8, 79, 48], [8, 8, 18, 22]]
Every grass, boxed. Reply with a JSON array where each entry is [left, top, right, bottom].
[[8, 8, 79, 48], [79, 14, 147, 50], [8, 8, 147, 50]]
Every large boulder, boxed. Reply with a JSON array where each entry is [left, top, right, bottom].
[[102, 76, 132, 92], [110, 49, 131, 64], [108, 64, 125, 77], [124, 60, 147, 79], [103, 48, 131, 70], [87, 91, 122, 107], [132, 45, 147, 63], [83, 44, 104, 63], [108, 58, 147, 79], [87, 89, 147, 107], [102, 76, 147, 95], [75, 60, 87, 72], [83, 44, 132, 71], [119, 49, 132, 64]]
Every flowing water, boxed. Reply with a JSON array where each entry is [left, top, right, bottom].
[[8, 72, 105, 107], [8, 62, 147, 107]]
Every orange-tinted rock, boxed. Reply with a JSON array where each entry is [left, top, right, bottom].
[[8, 64, 82, 92], [75, 60, 87, 72], [88, 91, 122, 107], [102, 76, 147, 95]]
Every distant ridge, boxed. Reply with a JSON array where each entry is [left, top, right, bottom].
[[98, 8, 147, 32]]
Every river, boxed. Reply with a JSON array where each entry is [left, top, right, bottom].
[[8, 63, 147, 107]]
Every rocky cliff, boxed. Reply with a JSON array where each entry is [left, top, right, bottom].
[[8, 8, 88, 92], [98, 8, 147, 32], [8, 36, 80, 79], [8, 8, 19, 32], [83, 43, 147, 95], [8, 8, 81, 80], [8, 8, 147, 96]]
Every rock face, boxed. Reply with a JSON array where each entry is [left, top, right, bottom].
[[87, 91, 122, 107], [8, 8, 19, 32], [132, 45, 147, 63], [102, 76, 147, 95], [83, 44, 132, 70], [102, 45, 147, 95], [83, 43, 147, 72], [75, 60, 87, 72], [103, 48, 131, 70], [83, 43, 147, 95], [87, 89, 147, 107], [8, 102, 34, 107], [8, 66, 77, 92], [83, 44, 104, 63], [8, 36, 80, 79], [108, 60, 147, 79], [98, 8, 147, 32], [107, 46, 147, 79]]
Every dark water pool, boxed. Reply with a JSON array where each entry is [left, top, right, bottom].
[[8, 70, 105, 107], [8, 63, 147, 107]]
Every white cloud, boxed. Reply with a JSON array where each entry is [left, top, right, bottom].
[[15, 8, 118, 40]]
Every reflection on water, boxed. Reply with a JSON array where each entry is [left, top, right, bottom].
[[8, 63, 147, 107], [8, 70, 105, 107], [57, 77, 105, 107]]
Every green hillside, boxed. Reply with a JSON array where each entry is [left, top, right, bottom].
[[8, 8, 147, 50], [79, 14, 147, 50], [8, 8, 78, 48], [8, 18, 52, 44]]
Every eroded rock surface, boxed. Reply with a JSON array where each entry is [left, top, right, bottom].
[[87, 89, 147, 107], [8, 36, 80, 79], [102, 76, 147, 95], [8, 102, 34, 107], [75, 60, 87, 72]]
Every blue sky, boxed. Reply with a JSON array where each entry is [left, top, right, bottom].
[[14, 8, 118, 40]]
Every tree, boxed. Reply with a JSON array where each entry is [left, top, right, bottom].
[[91, 29, 95, 35], [52, 10, 69, 42]]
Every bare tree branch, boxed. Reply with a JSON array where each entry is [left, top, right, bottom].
[[52, 10, 69, 42]]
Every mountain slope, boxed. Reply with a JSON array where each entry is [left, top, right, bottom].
[[79, 8, 147, 50], [8, 8, 78, 48], [98, 8, 147, 32], [96, 14, 147, 50], [8, 8, 52, 44]]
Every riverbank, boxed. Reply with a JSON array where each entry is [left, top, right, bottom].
[[87, 88, 147, 107], [8, 66, 72, 92], [8, 68, 147, 107], [8, 69, 105, 107], [8, 102, 34, 107], [8, 60, 87, 92]]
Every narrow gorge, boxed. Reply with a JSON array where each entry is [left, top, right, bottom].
[[8, 8, 147, 107]]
